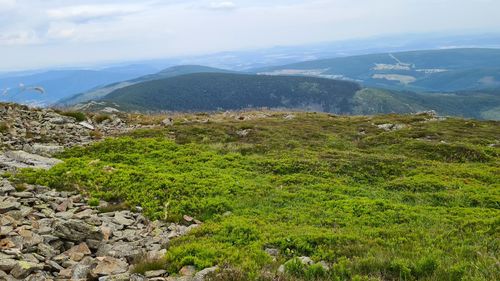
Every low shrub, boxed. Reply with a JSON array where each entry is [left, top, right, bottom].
[[60, 111, 86, 122]]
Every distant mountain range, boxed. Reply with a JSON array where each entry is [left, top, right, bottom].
[[0, 65, 159, 106], [256, 48, 500, 92], [54, 48, 500, 120], [2, 46, 499, 120]]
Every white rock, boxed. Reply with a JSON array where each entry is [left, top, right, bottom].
[[79, 121, 95, 130]]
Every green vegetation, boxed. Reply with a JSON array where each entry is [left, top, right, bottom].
[[93, 113, 111, 124], [102, 73, 360, 113], [95, 72, 499, 120], [58, 110, 87, 122], [14, 112, 500, 280], [353, 88, 500, 120], [59, 65, 239, 106]]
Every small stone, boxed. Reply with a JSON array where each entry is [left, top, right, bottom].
[[10, 261, 43, 279], [74, 208, 94, 219], [53, 219, 104, 242], [298, 256, 314, 266], [162, 118, 174, 126], [130, 273, 148, 281], [183, 215, 194, 223], [100, 226, 113, 241], [56, 199, 72, 212], [0, 258, 17, 271], [0, 238, 16, 249], [65, 242, 91, 261], [179, 265, 196, 276], [193, 266, 218, 281], [92, 256, 128, 276], [79, 121, 95, 130], [37, 243, 58, 258], [265, 248, 279, 257], [0, 180, 15, 195], [10, 191, 33, 198], [113, 212, 134, 226], [0, 200, 20, 213], [145, 269, 167, 278]]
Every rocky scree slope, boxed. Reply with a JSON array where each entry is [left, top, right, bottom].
[[0, 103, 148, 173], [0, 103, 216, 280]]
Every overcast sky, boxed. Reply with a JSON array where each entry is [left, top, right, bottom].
[[1, 0, 499, 70]]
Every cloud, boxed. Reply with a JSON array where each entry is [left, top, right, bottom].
[[0, 31, 40, 46], [1, 0, 500, 70], [0, 0, 16, 11], [46, 4, 146, 23], [208, 1, 236, 10]]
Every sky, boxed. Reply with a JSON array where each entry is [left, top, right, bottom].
[[1, 0, 499, 70]]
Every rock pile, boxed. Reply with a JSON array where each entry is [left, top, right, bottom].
[[0, 104, 93, 151], [0, 103, 149, 152], [0, 178, 203, 280], [0, 103, 154, 174]]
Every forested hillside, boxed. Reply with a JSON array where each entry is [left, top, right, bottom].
[[102, 73, 361, 113]]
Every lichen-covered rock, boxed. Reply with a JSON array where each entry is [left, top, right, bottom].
[[53, 219, 104, 242]]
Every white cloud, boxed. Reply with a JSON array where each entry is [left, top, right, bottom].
[[47, 4, 146, 23], [0, 0, 16, 11], [208, 1, 237, 10], [0, 0, 499, 70], [0, 31, 40, 46]]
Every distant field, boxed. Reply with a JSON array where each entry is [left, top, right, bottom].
[[14, 112, 500, 280]]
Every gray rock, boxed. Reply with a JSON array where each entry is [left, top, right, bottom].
[[130, 273, 148, 281], [0, 180, 15, 195], [193, 266, 218, 281], [179, 265, 196, 276], [79, 121, 95, 130], [99, 273, 131, 281], [264, 248, 279, 257], [0, 199, 20, 213], [113, 212, 134, 226], [2, 150, 62, 170], [92, 256, 128, 276], [162, 118, 174, 126], [298, 256, 314, 266], [53, 219, 104, 242], [145, 269, 167, 278], [10, 261, 43, 279], [26, 144, 64, 157], [0, 258, 17, 271]]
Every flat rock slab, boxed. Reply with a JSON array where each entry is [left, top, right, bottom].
[[0, 150, 62, 170]]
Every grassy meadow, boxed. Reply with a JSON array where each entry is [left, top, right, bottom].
[[12, 111, 499, 280]]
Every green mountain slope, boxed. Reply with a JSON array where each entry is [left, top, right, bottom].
[[17, 112, 500, 280], [256, 48, 500, 92], [352, 88, 500, 120], [58, 65, 237, 106], [96, 72, 499, 119], [102, 73, 362, 113]]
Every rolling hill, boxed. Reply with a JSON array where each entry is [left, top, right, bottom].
[[100, 73, 361, 113], [58, 65, 238, 106], [255, 48, 500, 92], [85, 72, 500, 119]]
